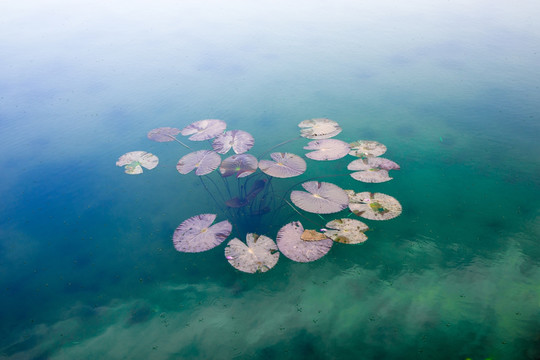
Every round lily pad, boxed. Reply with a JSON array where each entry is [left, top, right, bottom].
[[346, 190, 402, 221], [325, 218, 369, 244], [147, 127, 181, 142], [347, 157, 400, 183], [220, 154, 258, 178], [176, 150, 221, 176], [349, 140, 387, 157], [116, 151, 159, 175], [173, 214, 232, 253], [212, 130, 254, 154], [181, 119, 227, 141], [290, 181, 349, 214], [225, 233, 279, 273], [304, 139, 350, 161], [276, 221, 333, 262], [298, 118, 342, 139], [258, 152, 307, 178]]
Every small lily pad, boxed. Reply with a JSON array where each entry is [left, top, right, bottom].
[[173, 214, 232, 253], [346, 190, 402, 220], [116, 151, 159, 175], [325, 218, 369, 244], [259, 152, 306, 178], [181, 119, 227, 141], [212, 130, 254, 154], [290, 181, 349, 214], [176, 150, 221, 176], [298, 118, 342, 139], [225, 233, 279, 273], [276, 221, 333, 262], [349, 140, 387, 157], [220, 154, 258, 178], [347, 157, 400, 183], [304, 139, 350, 161]]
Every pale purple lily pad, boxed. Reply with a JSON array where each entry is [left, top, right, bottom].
[[258, 152, 306, 178], [181, 119, 227, 141], [220, 154, 258, 178], [290, 181, 349, 214], [346, 190, 402, 221], [347, 157, 400, 183], [212, 130, 254, 154], [325, 218, 369, 244], [304, 139, 350, 161], [176, 150, 221, 176], [147, 127, 181, 142], [116, 151, 159, 175], [349, 140, 387, 157], [276, 221, 333, 262], [298, 118, 342, 139], [173, 214, 232, 253], [225, 233, 279, 273]]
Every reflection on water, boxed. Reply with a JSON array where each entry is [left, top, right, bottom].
[[1, 0, 540, 359]]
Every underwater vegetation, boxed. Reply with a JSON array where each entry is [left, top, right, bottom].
[[117, 118, 402, 273]]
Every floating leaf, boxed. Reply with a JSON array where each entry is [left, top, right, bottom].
[[181, 119, 227, 141], [116, 151, 158, 175], [290, 181, 349, 214], [147, 127, 181, 142], [298, 118, 342, 139], [173, 214, 232, 253], [220, 154, 258, 178], [347, 157, 400, 183], [258, 152, 306, 178], [276, 221, 333, 262], [304, 139, 350, 161], [346, 190, 402, 221], [225, 234, 279, 273], [301, 229, 329, 241], [212, 130, 254, 154], [349, 140, 387, 157], [176, 150, 221, 176], [325, 218, 369, 244]]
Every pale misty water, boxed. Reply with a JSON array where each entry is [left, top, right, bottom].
[[1, 1, 539, 359]]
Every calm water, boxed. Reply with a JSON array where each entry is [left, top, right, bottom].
[[1, 1, 539, 359]]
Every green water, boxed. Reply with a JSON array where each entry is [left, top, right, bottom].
[[1, 0, 539, 359]]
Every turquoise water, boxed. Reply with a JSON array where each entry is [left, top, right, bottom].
[[1, 1, 539, 359]]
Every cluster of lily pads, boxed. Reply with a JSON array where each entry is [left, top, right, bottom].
[[116, 118, 402, 274]]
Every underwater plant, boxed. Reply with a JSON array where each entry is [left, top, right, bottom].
[[116, 117, 402, 273]]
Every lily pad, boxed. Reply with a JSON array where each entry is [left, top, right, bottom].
[[225, 233, 279, 273], [181, 119, 227, 141], [212, 130, 254, 154], [116, 151, 159, 175], [325, 218, 369, 244], [290, 181, 349, 214], [258, 152, 307, 178], [220, 154, 258, 178], [173, 214, 232, 253], [298, 118, 342, 139], [176, 150, 221, 176], [276, 221, 333, 262], [349, 140, 387, 157], [347, 157, 400, 183], [147, 127, 181, 142], [304, 139, 350, 161], [346, 190, 402, 221]]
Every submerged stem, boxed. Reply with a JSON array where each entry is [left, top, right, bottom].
[[166, 134, 190, 149], [257, 136, 301, 160]]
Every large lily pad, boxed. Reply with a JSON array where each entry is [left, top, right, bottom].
[[325, 218, 369, 244], [346, 190, 402, 221], [304, 139, 350, 161], [176, 150, 221, 176], [181, 119, 227, 141], [349, 140, 387, 157], [258, 152, 306, 178], [116, 151, 159, 175], [290, 181, 349, 214], [225, 234, 279, 273], [173, 214, 232, 253], [220, 154, 258, 178], [298, 118, 342, 139], [276, 221, 333, 262], [212, 130, 254, 154], [347, 157, 400, 183]]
